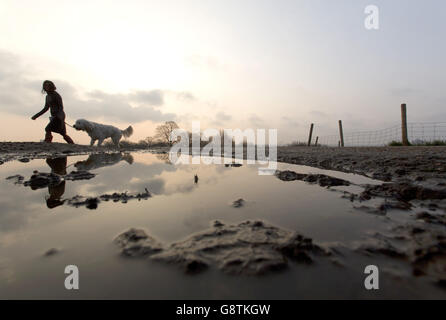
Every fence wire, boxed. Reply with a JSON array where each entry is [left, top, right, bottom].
[[317, 122, 446, 147]]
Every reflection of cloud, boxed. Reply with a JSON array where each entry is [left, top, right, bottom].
[[0, 164, 56, 233], [0, 199, 39, 232], [83, 162, 176, 194], [0, 49, 197, 124], [0, 153, 240, 236], [0, 257, 15, 284]]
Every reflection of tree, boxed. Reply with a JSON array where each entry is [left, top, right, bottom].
[[45, 157, 67, 209], [155, 152, 172, 164]]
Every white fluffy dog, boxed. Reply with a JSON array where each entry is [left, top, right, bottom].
[[73, 119, 133, 146]]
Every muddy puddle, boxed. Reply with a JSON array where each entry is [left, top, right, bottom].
[[0, 152, 445, 299]]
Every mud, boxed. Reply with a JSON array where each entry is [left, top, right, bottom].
[[43, 248, 61, 257], [6, 170, 96, 189], [24, 172, 62, 189], [275, 170, 350, 187], [355, 217, 446, 285], [361, 183, 446, 202], [114, 220, 332, 275], [231, 198, 245, 208], [66, 189, 152, 209], [275, 146, 446, 185]]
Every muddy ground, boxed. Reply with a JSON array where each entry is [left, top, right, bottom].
[[276, 146, 446, 184]]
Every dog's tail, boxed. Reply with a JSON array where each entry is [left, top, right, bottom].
[[121, 125, 133, 138]]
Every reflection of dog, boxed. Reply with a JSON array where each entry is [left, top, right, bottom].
[[73, 119, 133, 146], [74, 153, 134, 171]]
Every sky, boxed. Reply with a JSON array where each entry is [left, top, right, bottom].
[[0, 0, 444, 144]]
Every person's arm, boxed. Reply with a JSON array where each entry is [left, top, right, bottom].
[[32, 95, 50, 120]]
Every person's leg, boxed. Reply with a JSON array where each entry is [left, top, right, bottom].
[[44, 124, 53, 142], [62, 134, 74, 144], [44, 131, 53, 143], [55, 119, 74, 144]]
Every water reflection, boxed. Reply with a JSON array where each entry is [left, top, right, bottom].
[[2, 152, 445, 299], [74, 153, 133, 171], [45, 157, 67, 209], [155, 152, 171, 164]]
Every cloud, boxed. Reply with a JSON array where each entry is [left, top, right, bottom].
[[0, 50, 196, 124], [211, 111, 232, 126], [70, 89, 176, 123], [186, 54, 222, 69], [248, 114, 266, 128], [175, 91, 196, 102], [281, 116, 300, 127], [390, 87, 421, 97]]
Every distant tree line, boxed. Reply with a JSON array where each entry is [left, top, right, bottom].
[[105, 121, 260, 149]]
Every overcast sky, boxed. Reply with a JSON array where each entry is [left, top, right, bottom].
[[0, 0, 444, 144]]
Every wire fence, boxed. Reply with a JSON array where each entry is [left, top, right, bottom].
[[317, 122, 446, 147]]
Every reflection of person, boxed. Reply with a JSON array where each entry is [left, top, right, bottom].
[[31, 80, 74, 144], [45, 157, 67, 209]]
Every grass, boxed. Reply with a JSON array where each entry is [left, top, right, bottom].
[[285, 140, 313, 147], [388, 140, 446, 147]]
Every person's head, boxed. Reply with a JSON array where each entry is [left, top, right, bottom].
[[42, 80, 56, 94]]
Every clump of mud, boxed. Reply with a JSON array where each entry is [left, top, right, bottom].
[[416, 212, 446, 227], [6, 174, 24, 185], [114, 228, 163, 257], [24, 172, 62, 189], [353, 200, 413, 216], [232, 198, 245, 208], [225, 163, 243, 168], [355, 214, 446, 285], [114, 220, 332, 275], [361, 183, 446, 202], [43, 248, 61, 257], [64, 170, 96, 181], [6, 170, 96, 189], [275, 170, 350, 187], [66, 188, 152, 209]]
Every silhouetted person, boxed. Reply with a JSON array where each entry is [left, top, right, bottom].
[[31, 80, 74, 144], [45, 157, 67, 209]]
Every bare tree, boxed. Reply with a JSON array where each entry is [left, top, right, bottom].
[[155, 121, 179, 146], [144, 136, 155, 147]]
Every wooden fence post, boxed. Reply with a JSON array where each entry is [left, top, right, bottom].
[[401, 104, 409, 146], [307, 123, 314, 146], [338, 120, 344, 147]]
